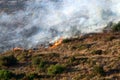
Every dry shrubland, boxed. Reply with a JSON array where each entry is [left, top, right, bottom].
[[0, 31, 119, 80]]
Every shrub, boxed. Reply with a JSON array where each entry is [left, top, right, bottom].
[[26, 73, 38, 80], [78, 45, 86, 50], [62, 38, 71, 43], [15, 73, 25, 80], [0, 69, 13, 80], [69, 56, 76, 64], [32, 57, 46, 70], [112, 22, 120, 32], [32, 57, 41, 65], [16, 51, 29, 61], [0, 55, 18, 67], [38, 60, 46, 69], [91, 50, 103, 55], [106, 36, 116, 41], [71, 44, 89, 50], [79, 57, 88, 63], [47, 53, 60, 58], [47, 64, 65, 75], [93, 66, 105, 76]]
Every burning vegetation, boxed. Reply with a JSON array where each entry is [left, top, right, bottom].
[[49, 38, 63, 49], [12, 47, 23, 51]]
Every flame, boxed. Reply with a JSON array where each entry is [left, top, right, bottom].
[[13, 47, 23, 51], [50, 38, 63, 49]]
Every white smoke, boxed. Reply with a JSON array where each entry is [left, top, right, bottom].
[[0, 0, 120, 52]]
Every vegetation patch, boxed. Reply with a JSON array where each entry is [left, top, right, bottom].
[[112, 22, 120, 32], [47, 64, 65, 75], [38, 60, 46, 69], [25, 73, 38, 80], [105, 36, 116, 41], [0, 55, 18, 67], [68, 56, 76, 63], [32, 57, 42, 65], [47, 53, 60, 58], [32, 56, 47, 71], [93, 65, 105, 76], [0, 69, 13, 80], [91, 50, 103, 55], [79, 57, 88, 63], [62, 38, 72, 43], [71, 44, 89, 50], [16, 51, 30, 61]]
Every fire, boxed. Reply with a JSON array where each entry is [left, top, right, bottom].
[[50, 38, 63, 49], [13, 47, 23, 51]]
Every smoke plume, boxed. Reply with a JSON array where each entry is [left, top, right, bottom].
[[0, 0, 120, 52]]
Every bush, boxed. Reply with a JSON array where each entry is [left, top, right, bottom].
[[15, 73, 25, 80], [47, 53, 60, 58], [47, 64, 65, 75], [0, 69, 13, 80], [38, 60, 46, 69], [79, 57, 88, 63], [26, 73, 38, 80], [91, 50, 103, 55], [0, 55, 18, 67], [16, 51, 29, 61], [32, 57, 41, 65], [69, 56, 76, 64], [93, 66, 105, 76], [106, 36, 116, 41], [71, 44, 90, 50], [62, 38, 71, 43], [32, 57, 46, 70], [112, 22, 120, 32]]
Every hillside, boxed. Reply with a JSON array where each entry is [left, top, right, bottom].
[[1, 1, 120, 80], [0, 31, 119, 80]]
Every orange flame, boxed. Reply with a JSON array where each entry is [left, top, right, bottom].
[[50, 38, 63, 49], [13, 47, 23, 51]]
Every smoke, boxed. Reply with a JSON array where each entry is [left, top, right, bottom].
[[0, 0, 120, 52]]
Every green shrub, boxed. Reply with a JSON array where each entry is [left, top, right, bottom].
[[17, 51, 29, 61], [71, 44, 89, 50], [62, 38, 71, 43], [106, 36, 116, 41], [91, 50, 103, 55], [112, 22, 120, 32], [26, 73, 37, 80], [47, 64, 65, 75], [0, 55, 18, 67], [93, 66, 105, 76], [0, 69, 13, 80], [32, 57, 41, 65], [38, 60, 46, 69], [79, 57, 88, 63], [15, 73, 25, 80], [69, 56, 76, 63], [47, 53, 60, 58], [32, 57, 46, 70]]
